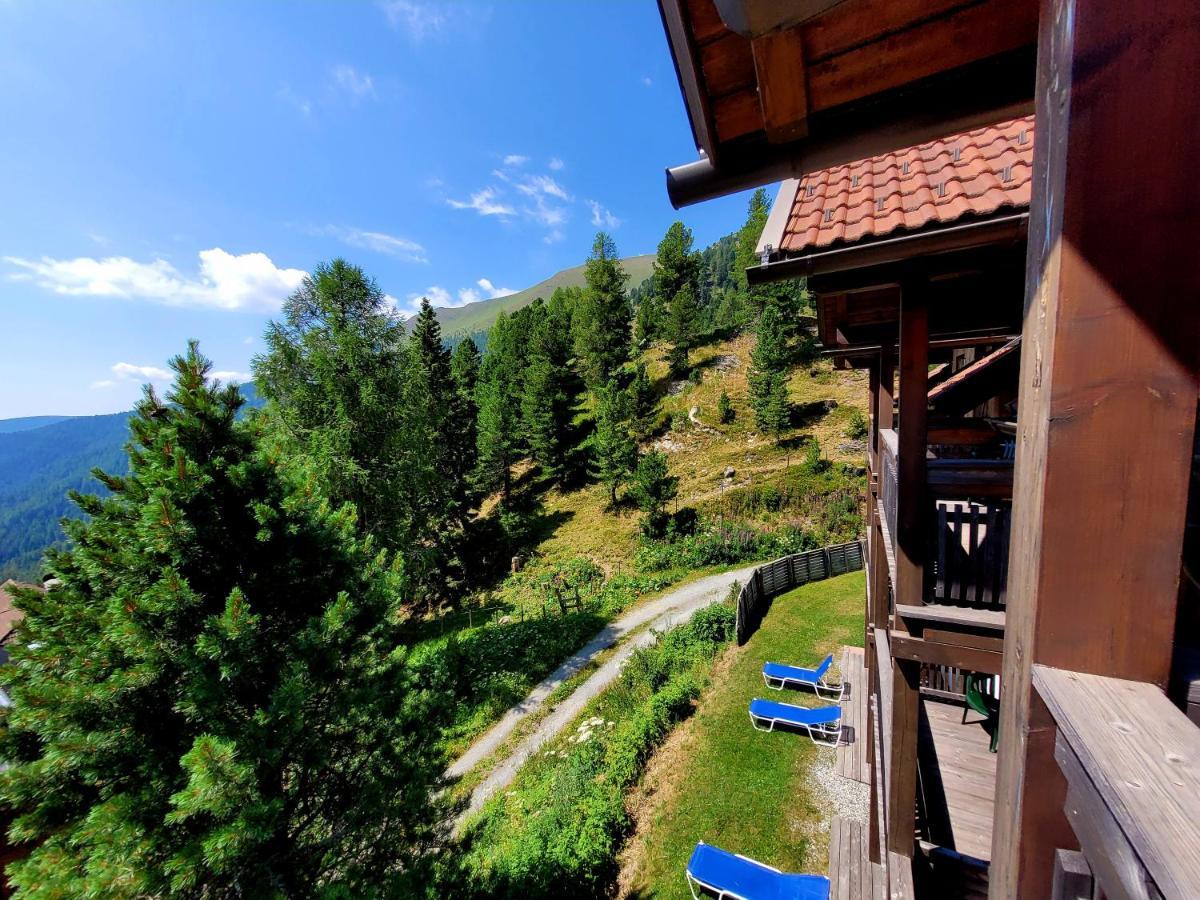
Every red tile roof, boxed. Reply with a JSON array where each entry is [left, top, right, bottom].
[[772, 115, 1034, 255], [0, 580, 29, 644]]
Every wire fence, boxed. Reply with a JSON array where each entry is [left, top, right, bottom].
[[734, 540, 866, 644]]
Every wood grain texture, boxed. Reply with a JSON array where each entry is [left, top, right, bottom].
[[1036, 666, 1200, 899], [887, 658, 920, 856], [751, 28, 808, 143], [993, 0, 1200, 895]]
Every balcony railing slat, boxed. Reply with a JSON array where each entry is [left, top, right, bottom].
[[1034, 665, 1200, 900]]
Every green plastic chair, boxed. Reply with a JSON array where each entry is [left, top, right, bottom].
[[962, 672, 1000, 753]]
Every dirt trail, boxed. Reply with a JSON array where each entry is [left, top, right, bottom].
[[448, 563, 760, 829]]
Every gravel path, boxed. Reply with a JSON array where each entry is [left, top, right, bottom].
[[448, 563, 761, 828]]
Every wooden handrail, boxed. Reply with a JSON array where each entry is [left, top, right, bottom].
[[1034, 665, 1200, 899]]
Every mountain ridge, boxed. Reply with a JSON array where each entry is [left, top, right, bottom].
[[426, 253, 656, 338]]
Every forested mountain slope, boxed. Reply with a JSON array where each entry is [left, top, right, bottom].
[[0, 383, 262, 580]]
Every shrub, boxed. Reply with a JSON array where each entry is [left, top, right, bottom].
[[845, 408, 868, 439], [451, 607, 735, 899], [718, 390, 734, 424], [634, 522, 818, 572]]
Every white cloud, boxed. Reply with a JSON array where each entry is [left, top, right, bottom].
[[447, 187, 515, 217], [4, 248, 306, 312], [642, 76, 653, 87], [402, 276, 514, 316], [544, 229, 565, 245], [379, 0, 448, 39], [548, 157, 564, 171], [330, 64, 375, 101], [331, 227, 427, 263], [210, 369, 253, 383], [517, 174, 571, 201], [243, 336, 255, 346], [89, 379, 116, 390], [587, 200, 621, 230], [112, 362, 173, 381], [502, 154, 528, 167], [476, 277, 515, 299]]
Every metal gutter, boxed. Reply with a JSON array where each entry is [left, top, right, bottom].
[[755, 178, 799, 258]]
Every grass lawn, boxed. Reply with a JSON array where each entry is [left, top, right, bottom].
[[619, 570, 865, 899]]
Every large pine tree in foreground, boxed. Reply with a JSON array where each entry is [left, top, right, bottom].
[[0, 345, 443, 897]]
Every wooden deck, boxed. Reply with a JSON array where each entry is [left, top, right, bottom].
[[829, 817, 886, 900], [828, 816, 915, 900], [917, 698, 997, 862], [836, 646, 870, 784]]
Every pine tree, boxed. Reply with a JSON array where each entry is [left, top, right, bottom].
[[665, 283, 700, 378], [573, 233, 631, 388], [451, 336, 482, 485], [593, 378, 638, 507], [630, 450, 678, 538], [475, 312, 524, 498], [653, 221, 701, 309], [0, 344, 443, 896], [718, 390, 735, 424], [628, 362, 658, 440], [254, 259, 412, 547], [522, 299, 576, 484], [634, 293, 661, 347], [406, 298, 475, 546], [749, 304, 792, 441]]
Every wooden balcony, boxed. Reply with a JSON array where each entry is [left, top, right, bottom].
[[1034, 666, 1200, 900], [877, 427, 1012, 613]]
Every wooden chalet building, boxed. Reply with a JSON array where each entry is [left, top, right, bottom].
[[658, 1, 1200, 898]]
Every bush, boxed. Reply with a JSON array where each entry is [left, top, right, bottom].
[[845, 408, 868, 439], [718, 391, 734, 424], [634, 522, 818, 572], [450, 607, 735, 899]]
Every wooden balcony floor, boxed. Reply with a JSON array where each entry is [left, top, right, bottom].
[[917, 698, 997, 862], [835, 646, 869, 784]]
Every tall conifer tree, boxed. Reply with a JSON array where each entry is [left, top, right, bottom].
[[522, 299, 576, 484], [0, 345, 442, 896], [572, 233, 630, 388], [593, 377, 638, 506], [748, 304, 792, 441]]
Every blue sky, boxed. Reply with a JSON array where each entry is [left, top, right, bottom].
[[0, 1, 763, 418]]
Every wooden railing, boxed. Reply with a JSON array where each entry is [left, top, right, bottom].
[[733, 541, 865, 644], [879, 428, 900, 553], [1034, 665, 1200, 900]]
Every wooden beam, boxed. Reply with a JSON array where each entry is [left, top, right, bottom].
[[751, 28, 808, 143], [895, 602, 1006, 632], [887, 657, 920, 856], [991, 1, 1200, 896], [923, 629, 1005, 654], [928, 337, 1021, 416], [895, 280, 928, 611], [1036, 666, 1200, 899], [891, 632, 1003, 674]]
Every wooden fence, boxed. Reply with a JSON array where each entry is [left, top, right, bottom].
[[734, 540, 866, 644]]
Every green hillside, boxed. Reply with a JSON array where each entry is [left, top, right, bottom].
[[432, 253, 656, 338]]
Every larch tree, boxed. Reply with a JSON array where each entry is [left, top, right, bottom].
[[253, 259, 411, 548], [0, 344, 444, 897], [665, 283, 700, 378], [592, 377, 638, 507], [572, 233, 631, 389], [451, 336, 482, 500], [630, 450, 678, 538], [475, 312, 525, 499], [748, 303, 792, 442], [628, 362, 658, 441], [522, 298, 576, 484]]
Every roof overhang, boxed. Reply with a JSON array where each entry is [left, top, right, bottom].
[[747, 212, 1030, 287], [659, 0, 1039, 207]]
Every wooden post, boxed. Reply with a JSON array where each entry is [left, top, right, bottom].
[[887, 657, 920, 856], [895, 284, 929, 614], [991, 1, 1200, 897]]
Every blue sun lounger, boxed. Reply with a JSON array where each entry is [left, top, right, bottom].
[[686, 842, 830, 900], [748, 698, 842, 745], [761, 655, 845, 700]]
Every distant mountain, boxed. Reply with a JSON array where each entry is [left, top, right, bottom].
[[0, 384, 263, 581], [430, 254, 657, 340], [0, 415, 73, 434]]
